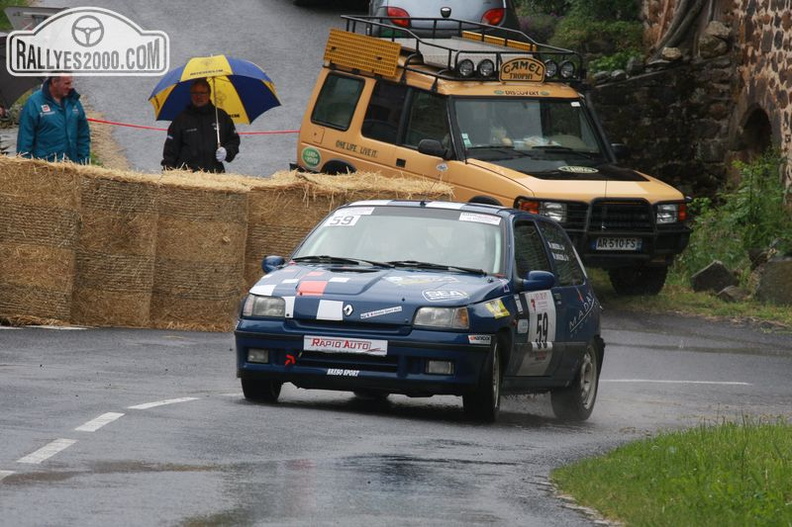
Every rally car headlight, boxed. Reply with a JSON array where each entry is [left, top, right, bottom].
[[242, 294, 285, 318], [413, 307, 469, 329]]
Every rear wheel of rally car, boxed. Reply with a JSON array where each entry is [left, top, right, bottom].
[[550, 340, 601, 421], [463, 340, 501, 422], [608, 265, 668, 296], [242, 379, 282, 403]]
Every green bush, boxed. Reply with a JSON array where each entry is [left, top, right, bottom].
[[588, 49, 643, 73], [549, 16, 643, 55], [672, 150, 792, 284]]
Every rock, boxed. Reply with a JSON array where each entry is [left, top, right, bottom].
[[704, 20, 731, 40], [691, 260, 739, 292], [717, 285, 749, 303], [610, 69, 627, 81], [699, 34, 729, 59], [625, 56, 644, 76], [755, 258, 792, 305], [661, 47, 683, 61]]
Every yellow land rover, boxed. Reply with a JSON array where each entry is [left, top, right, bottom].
[[294, 16, 691, 295]]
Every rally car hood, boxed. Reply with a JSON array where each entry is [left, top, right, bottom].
[[249, 264, 505, 323]]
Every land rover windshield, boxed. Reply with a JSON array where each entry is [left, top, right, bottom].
[[454, 97, 616, 177]]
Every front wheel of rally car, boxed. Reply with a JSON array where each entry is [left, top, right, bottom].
[[608, 265, 668, 296], [551, 339, 602, 421], [463, 339, 502, 422], [242, 378, 282, 403]]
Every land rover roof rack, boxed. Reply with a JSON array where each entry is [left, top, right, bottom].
[[330, 15, 584, 84]]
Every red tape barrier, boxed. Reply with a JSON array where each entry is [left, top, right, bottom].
[[87, 117, 299, 135]]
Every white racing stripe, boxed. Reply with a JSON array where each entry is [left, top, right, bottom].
[[74, 412, 125, 432], [127, 397, 199, 410], [17, 439, 77, 464], [602, 379, 752, 386]]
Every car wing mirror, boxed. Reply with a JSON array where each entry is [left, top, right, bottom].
[[262, 255, 286, 273], [521, 270, 556, 291], [417, 138, 449, 159]]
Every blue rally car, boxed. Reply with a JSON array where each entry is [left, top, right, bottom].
[[235, 200, 604, 422]]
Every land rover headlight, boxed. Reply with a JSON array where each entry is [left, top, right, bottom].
[[457, 59, 475, 78], [560, 60, 576, 79], [477, 59, 495, 78], [517, 198, 568, 223], [656, 203, 687, 224], [242, 294, 285, 318], [414, 306, 469, 329], [544, 59, 558, 78]]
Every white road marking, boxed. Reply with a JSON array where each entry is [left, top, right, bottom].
[[17, 439, 77, 464], [0, 470, 15, 481], [74, 412, 125, 432], [602, 379, 752, 386], [29, 325, 88, 330], [127, 397, 199, 410]]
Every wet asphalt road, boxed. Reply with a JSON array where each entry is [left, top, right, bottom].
[[1, 312, 790, 526]]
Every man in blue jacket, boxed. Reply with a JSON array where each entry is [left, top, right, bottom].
[[16, 75, 91, 164]]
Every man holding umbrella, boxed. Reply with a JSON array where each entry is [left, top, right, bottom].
[[161, 78, 240, 173]]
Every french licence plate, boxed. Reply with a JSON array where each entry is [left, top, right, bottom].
[[594, 237, 642, 251]]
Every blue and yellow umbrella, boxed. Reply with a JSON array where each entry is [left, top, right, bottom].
[[148, 54, 281, 125]]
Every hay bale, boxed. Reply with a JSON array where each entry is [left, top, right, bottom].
[[151, 180, 248, 331], [0, 158, 81, 321], [71, 175, 159, 327]]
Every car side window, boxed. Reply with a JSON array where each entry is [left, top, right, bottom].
[[362, 81, 407, 144], [537, 221, 586, 286], [404, 90, 450, 148], [513, 221, 552, 278], [311, 74, 364, 130]]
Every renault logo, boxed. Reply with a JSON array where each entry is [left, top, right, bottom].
[[343, 304, 354, 316]]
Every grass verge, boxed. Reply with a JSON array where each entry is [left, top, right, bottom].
[[551, 418, 792, 526]]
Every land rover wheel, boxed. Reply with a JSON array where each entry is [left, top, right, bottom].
[[463, 340, 501, 422], [242, 379, 282, 403], [608, 265, 668, 296], [550, 340, 601, 421]]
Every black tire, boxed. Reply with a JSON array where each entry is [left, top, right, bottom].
[[551, 340, 601, 421], [463, 340, 501, 422], [608, 265, 668, 296], [241, 378, 282, 403]]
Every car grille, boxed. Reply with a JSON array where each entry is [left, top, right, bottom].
[[565, 200, 654, 233]]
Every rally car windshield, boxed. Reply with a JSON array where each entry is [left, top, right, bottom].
[[454, 97, 609, 169], [293, 206, 505, 275]]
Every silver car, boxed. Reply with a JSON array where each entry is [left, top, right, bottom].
[[368, 0, 521, 36]]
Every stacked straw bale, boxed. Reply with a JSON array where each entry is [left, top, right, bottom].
[[150, 173, 249, 331], [0, 156, 454, 331], [72, 171, 159, 327], [0, 158, 80, 322]]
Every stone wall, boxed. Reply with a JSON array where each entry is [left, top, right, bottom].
[[591, 0, 792, 198]]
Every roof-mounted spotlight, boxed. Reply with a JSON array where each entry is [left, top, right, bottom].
[[559, 60, 576, 79], [477, 59, 495, 78], [457, 59, 475, 78], [544, 59, 558, 79]]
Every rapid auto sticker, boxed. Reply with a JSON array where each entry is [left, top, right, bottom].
[[360, 306, 402, 320], [484, 299, 510, 319], [304, 336, 388, 356], [327, 369, 360, 376]]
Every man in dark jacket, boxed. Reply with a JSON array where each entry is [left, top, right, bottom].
[[16, 75, 91, 163], [161, 78, 240, 173]]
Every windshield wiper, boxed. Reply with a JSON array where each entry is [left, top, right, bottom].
[[388, 260, 487, 275], [292, 255, 393, 268], [530, 145, 597, 159]]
